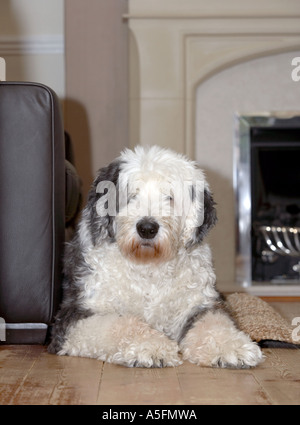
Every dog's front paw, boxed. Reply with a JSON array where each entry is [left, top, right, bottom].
[[180, 311, 264, 369], [217, 337, 264, 369], [108, 317, 182, 368], [182, 331, 263, 369], [126, 337, 182, 368]]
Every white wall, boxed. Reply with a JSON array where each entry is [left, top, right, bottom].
[[0, 0, 65, 98]]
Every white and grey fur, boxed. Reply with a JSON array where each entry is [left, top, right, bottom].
[[48, 146, 263, 369]]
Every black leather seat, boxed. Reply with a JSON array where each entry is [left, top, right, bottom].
[[0, 82, 81, 344]]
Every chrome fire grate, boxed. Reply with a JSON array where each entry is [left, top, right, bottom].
[[259, 226, 300, 277]]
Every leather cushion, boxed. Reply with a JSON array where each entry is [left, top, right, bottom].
[[0, 82, 65, 323]]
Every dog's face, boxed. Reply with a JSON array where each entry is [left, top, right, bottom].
[[86, 146, 217, 264]]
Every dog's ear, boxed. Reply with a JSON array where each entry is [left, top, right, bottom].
[[86, 159, 123, 245], [185, 188, 217, 248]]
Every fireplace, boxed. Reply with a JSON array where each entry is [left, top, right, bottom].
[[235, 115, 300, 287]]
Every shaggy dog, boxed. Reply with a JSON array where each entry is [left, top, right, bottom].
[[48, 146, 263, 368]]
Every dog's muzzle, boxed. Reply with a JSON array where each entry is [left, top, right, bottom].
[[136, 218, 159, 240]]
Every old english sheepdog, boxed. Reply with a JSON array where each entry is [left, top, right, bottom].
[[48, 146, 263, 368]]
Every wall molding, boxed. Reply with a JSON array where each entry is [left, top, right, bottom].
[[0, 35, 64, 55]]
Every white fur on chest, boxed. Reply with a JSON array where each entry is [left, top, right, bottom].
[[79, 241, 217, 339]]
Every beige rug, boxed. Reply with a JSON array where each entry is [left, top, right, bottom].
[[225, 293, 299, 348]]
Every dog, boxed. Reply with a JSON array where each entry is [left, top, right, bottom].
[[48, 145, 263, 368]]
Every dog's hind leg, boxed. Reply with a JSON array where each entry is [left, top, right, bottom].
[[179, 310, 263, 369], [58, 314, 182, 368]]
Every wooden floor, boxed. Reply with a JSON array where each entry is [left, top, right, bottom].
[[0, 302, 299, 406]]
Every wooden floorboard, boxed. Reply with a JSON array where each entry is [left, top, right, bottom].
[[0, 302, 299, 405]]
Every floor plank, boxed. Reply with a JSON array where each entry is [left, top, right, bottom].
[[0, 345, 42, 405], [97, 362, 183, 405], [178, 361, 272, 405]]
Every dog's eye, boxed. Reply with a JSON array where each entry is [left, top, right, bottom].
[[128, 194, 138, 203], [165, 195, 174, 203]]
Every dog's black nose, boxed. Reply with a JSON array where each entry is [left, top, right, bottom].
[[136, 219, 159, 239]]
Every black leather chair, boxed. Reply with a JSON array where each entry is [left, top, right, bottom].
[[0, 82, 81, 344]]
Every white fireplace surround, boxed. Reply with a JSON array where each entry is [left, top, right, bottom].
[[127, 0, 300, 295]]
